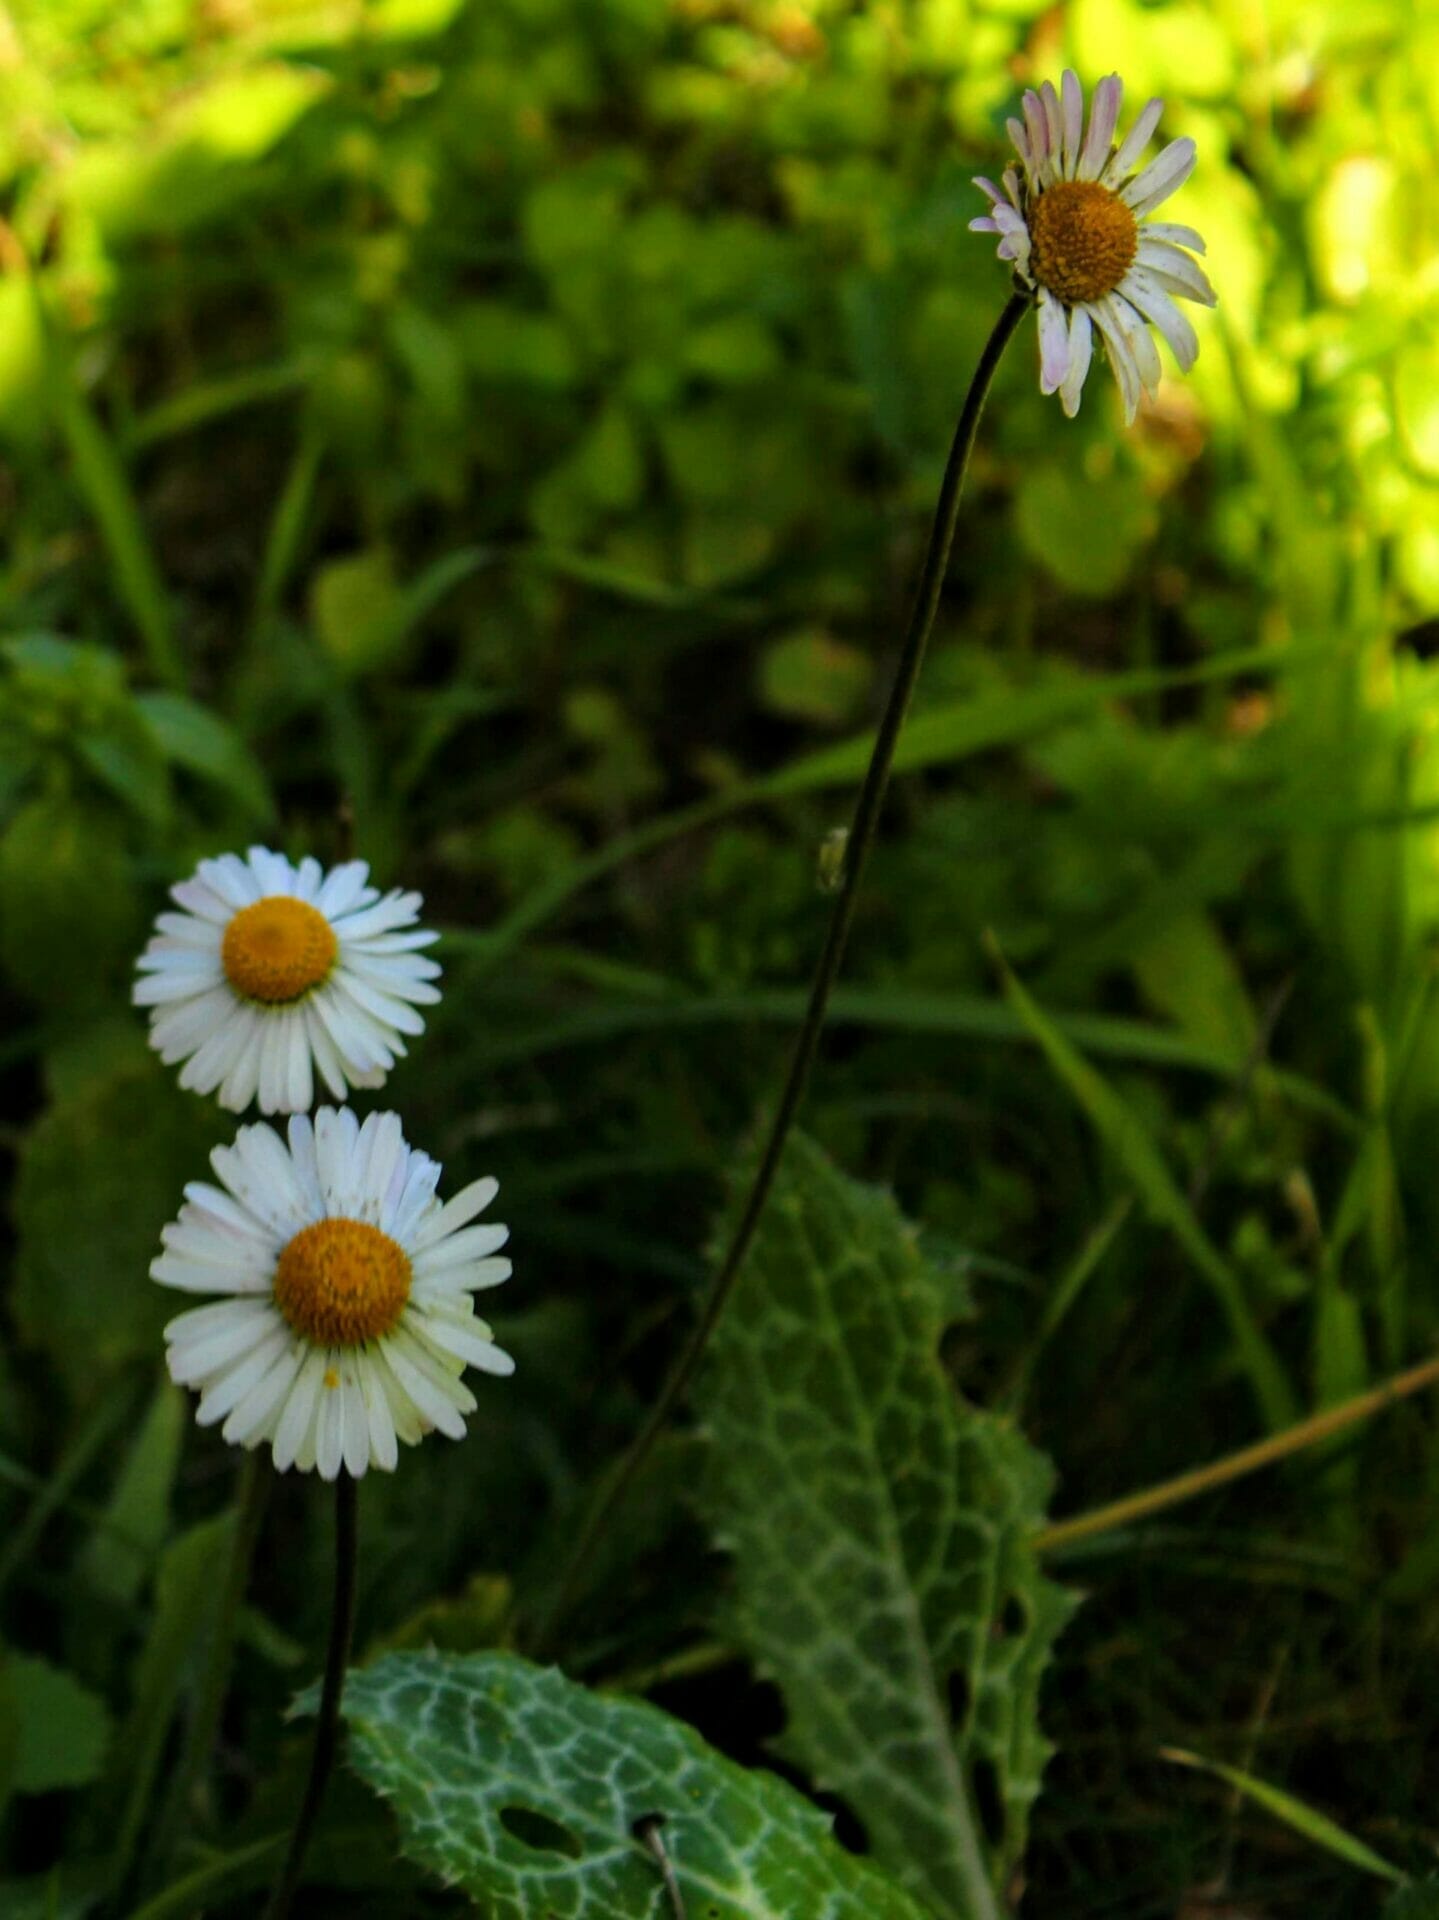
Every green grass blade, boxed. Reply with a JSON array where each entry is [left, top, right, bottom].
[[988, 936, 1299, 1431], [1161, 1747, 1405, 1881], [53, 382, 183, 687]]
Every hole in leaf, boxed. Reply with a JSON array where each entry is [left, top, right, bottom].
[[947, 1666, 972, 1729], [997, 1593, 1029, 1639], [499, 1805, 585, 1858], [972, 1758, 1006, 1852], [816, 1788, 869, 1856]]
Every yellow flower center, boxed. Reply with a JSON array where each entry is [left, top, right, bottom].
[[222, 896, 338, 1005], [1028, 180, 1138, 305], [273, 1218, 412, 1347]]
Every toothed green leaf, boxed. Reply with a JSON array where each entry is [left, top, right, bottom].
[[696, 1132, 1076, 1917], [325, 1650, 932, 1919]]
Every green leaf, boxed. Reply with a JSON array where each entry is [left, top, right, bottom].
[[325, 1649, 931, 1919], [1386, 1879, 1439, 1918], [989, 940, 1298, 1432], [1162, 1748, 1405, 1882], [135, 692, 275, 820], [106, 1515, 237, 1890], [310, 546, 494, 679], [757, 628, 873, 726], [0, 794, 140, 1010], [53, 379, 183, 687], [12, 1054, 229, 1390], [1013, 463, 1155, 599], [2, 1652, 112, 1794], [695, 1132, 1076, 1917], [75, 1379, 185, 1610]]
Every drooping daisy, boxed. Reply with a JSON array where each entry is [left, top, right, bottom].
[[970, 70, 1216, 423], [134, 847, 441, 1114], [155, 1108, 514, 1478]]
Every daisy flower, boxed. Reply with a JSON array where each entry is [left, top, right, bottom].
[[155, 1108, 514, 1478], [134, 847, 441, 1114], [970, 70, 1216, 423]]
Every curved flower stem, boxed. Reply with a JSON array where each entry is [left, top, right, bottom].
[[536, 290, 1030, 1653], [262, 1475, 358, 1920]]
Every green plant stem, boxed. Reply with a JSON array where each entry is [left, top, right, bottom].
[[1034, 1349, 1439, 1556], [535, 289, 1029, 1654], [262, 1475, 358, 1920], [147, 1452, 271, 1880]]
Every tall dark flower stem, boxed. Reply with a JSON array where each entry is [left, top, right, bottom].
[[537, 289, 1030, 1651], [262, 1475, 359, 1920]]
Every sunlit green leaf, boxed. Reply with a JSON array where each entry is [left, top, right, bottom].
[[326, 1650, 932, 1919]]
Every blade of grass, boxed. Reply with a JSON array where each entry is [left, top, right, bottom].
[[1160, 1748, 1404, 1882], [427, 965, 1359, 1134], [54, 379, 183, 687], [478, 640, 1317, 963], [987, 933, 1298, 1430]]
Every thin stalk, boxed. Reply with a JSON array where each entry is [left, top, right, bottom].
[[536, 291, 1029, 1653], [1034, 1349, 1439, 1557], [146, 1452, 271, 1881], [262, 1475, 358, 1920]]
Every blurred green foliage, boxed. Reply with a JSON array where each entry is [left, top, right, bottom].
[[2, 0, 1439, 1913]]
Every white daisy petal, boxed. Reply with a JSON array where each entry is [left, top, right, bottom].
[[1039, 81, 1063, 179], [1059, 305, 1094, 418], [412, 1176, 500, 1251], [1060, 69, 1083, 178], [973, 70, 1210, 424], [1105, 96, 1165, 185], [222, 1345, 306, 1448], [1021, 91, 1049, 177], [1110, 293, 1163, 399], [1122, 266, 1201, 370], [1037, 290, 1071, 393], [1090, 296, 1142, 423], [1143, 220, 1206, 253], [273, 1350, 327, 1473], [316, 861, 372, 917], [155, 1109, 514, 1476], [360, 1359, 399, 1472], [1133, 237, 1216, 305], [1122, 136, 1196, 215], [135, 846, 440, 1114], [340, 1373, 372, 1478], [1079, 73, 1123, 180]]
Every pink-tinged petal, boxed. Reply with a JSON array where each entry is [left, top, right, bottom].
[[1122, 267, 1200, 370], [971, 216, 1000, 233], [1002, 166, 1024, 207], [1122, 136, 1197, 215], [1142, 220, 1206, 253], [1105, 96, 1164, 185], [1089, 298, 1141, 423], [1039, 80, 1063, 165], [1006, 116, 1031, 170], [1079, 73, 1123, 179], [1109, 293, 1162, 398], [1060, 70, 1084, 177], [1134, 237, 1216, 305], [974, 175, 1005, 204], [1059, 306, 1094, 417], [1022, 91, 1049, 174], [1037, 290, 1071, 394]]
